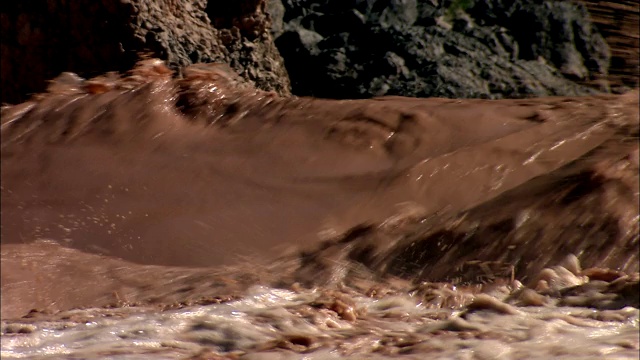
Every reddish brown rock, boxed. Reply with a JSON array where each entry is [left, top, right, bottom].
[[0, 0, 290, 104]]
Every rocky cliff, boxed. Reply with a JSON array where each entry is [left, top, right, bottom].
[[269, 0, 612, 99], [0, 0, 291, 104], [1, 1, 637, 104]]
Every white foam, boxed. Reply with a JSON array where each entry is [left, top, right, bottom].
[[2, 287, 638, 359]]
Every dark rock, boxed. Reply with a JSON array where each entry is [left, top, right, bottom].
[[465, 0, 609, 81], [274, 26, 326, 94], [305, 10, 367, 36], [267, 0, 287, 37], [1, 0, 290, 104], [269, 0, 610, 99]]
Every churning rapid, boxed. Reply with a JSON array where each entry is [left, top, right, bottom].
[[1, 60, 638, 359]]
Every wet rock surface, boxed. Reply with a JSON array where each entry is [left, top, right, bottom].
[[270, 0, 610, 98], [0, 0, 290, 104]]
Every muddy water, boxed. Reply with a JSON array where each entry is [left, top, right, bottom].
[[1, 60, 639, 358], [1, 252, 639, 359], [2, 285, 638, 359]]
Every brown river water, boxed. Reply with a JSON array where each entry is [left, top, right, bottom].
[[1, 60, 638, 359]]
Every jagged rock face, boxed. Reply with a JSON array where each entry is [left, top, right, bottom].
[[269, 0, 610, 99], [0, 0, 291, 104]]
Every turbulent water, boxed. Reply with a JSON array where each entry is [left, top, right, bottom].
[[1, 60, 639, 359], [2, 262, 639, 359], [2, 284, 639, 359]]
